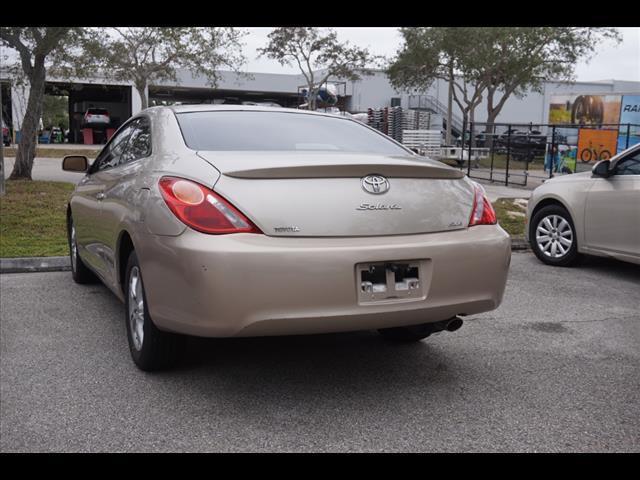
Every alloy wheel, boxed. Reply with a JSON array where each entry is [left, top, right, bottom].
[[536, 214, 573, 259], [128, 266, 145, 351], [70, 223, 78, 272]]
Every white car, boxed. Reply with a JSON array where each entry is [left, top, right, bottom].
[[526, 143, 640, 266], [83, 108, 111, 127]]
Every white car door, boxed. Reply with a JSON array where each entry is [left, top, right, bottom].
[[584, 148, 640, 257]]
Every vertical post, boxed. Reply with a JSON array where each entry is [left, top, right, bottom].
[[505, 125, 511, 187], [549, 126, 556, 180], [626, 123, 631, 149], [461, 116, 467, 173], [489, 123, 495, 182], [524, 128, 532, 187], [468, 121, 473, 175]]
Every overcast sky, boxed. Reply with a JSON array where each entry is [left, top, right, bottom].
[[242, 27, 640, 82]]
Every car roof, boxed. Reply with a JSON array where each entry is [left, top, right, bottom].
[[163, 104, 343, 118]]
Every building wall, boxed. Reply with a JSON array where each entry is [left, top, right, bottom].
[[347, 71, 405, 112], [347, 72, 639, 127], [3, 65, 639, 133]]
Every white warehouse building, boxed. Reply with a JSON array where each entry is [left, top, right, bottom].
[[1, 67, 638, 144]]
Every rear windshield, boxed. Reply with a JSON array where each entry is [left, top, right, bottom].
[[175, 111, 409, 155], [88, 109, 108, 115]]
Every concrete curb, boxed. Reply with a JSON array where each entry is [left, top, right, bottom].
[[0, 256, 71, 274], [511, 237, 531, 251], [2, 238, 531, 273]]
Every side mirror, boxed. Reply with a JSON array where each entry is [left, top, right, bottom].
[[62, 155, 89, 173], [592, 160, 611, 178]]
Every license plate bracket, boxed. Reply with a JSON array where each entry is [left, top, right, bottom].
[[356, 260, 426, 303]]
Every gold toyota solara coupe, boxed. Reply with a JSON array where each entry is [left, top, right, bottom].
[[62, 106, 511, 371]]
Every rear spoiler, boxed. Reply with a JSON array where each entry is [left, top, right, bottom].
[[197, 152, 465, 180]]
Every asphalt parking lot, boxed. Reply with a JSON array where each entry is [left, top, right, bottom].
[[1, 252, 638, 452]]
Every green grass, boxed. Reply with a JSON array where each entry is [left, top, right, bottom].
[[4, 146, 99, 159], [493, 198, 527, 237], [0, 180, 75, 257], [477, 154, 545, 171]]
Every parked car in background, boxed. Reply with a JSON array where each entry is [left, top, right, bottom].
[[62, 105, 511, 371], [83, 108, 110, 127], [526, 143, 640, 266], [494, 128, 547, 162]]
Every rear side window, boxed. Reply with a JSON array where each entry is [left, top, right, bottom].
[[176, 111, 409, 155], [91, 121, 137, 173], [120, 117, 151, 164]]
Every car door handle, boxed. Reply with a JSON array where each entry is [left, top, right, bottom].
[[96, 192, 105, 201]]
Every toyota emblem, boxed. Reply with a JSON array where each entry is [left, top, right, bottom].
[[361, 175, 390, 194]]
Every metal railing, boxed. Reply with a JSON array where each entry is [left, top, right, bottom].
[[448, 122, 640, 188], [407, 95, 463, 134]]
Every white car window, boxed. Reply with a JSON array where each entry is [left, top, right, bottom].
[[614, 151, 640, 176]]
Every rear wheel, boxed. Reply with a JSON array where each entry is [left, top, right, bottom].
[[68, 216, 97, 284], [529, 205, 579, 267], [125, 251, 185, 371]]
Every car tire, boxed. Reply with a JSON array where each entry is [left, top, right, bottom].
[[68, 216, 98, 284], [529, 205, 580, 267], [124, 251, 185, 371], [378, 323, 434, 342]]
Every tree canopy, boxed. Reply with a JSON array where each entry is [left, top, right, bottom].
[[81, 27, 248, 109], [388, 27, 621, 130], [258, 27, 375, 110]]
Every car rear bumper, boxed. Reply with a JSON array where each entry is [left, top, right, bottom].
[[136, 225, 511, 337]]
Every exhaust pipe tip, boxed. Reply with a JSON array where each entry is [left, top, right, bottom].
[[446, 317, 464, 332]]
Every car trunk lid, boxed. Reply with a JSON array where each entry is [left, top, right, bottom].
[[197, 151, 475, 237]]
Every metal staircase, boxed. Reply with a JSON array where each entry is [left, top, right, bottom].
[[408, 95, 463, 138]]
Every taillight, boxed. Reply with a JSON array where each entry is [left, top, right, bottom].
[[158, 176, 262, 234], [469, 182, 497, 226]]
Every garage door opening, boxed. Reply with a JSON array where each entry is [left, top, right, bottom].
[[44, 81, 131, 145]]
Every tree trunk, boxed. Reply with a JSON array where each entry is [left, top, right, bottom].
[[136, 83, 148, 110], [485, 84, 517, 131], [307, 85, 316, 111], [486, 109, 500, 132], [10, 58, 46, 180], [461, 111, 469, 146], [469, 106, 476, 148]]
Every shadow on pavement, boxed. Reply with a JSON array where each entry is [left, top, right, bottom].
[[577, 255, 640, 283], [164, 330, 469, 404]]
